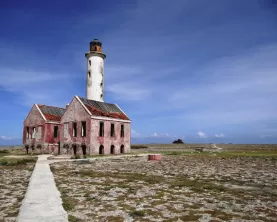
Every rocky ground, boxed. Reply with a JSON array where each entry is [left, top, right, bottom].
[[51, 154, 277, 222], [0, 157, 36, 222]]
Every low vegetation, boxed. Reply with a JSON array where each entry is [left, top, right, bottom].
[[0, 158, 37, 166], [51, 151, 277, 221], [130, 145, 149, 149], [0, 149, 37, 221]]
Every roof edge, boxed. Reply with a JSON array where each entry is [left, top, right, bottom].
[[35, 104, 47, 121], [37, 104, 66, 110], [115, 104, 131, 121], [45, 121, 61, 124], [75, 96, 92, 116], [90, 115, 131, 123]]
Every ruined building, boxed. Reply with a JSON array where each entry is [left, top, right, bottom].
[[23, 39, 131, 155]]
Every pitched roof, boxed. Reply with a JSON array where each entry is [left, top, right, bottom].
[[78, 97, 130, 120], [37, 105, 66, 122]]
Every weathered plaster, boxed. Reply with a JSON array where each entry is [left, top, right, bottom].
[[90, 119, 131, 154], [60, 97, 131, 155], [86, 54, 105, 102], [23, 105, 62, 154], [60, 97, 91, 155]]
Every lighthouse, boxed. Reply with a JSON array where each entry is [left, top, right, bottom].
[[85, 39, 106, 102]]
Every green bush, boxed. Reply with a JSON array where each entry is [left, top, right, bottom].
[[130, 210, 146, 217], [0, 159, 8, 165], [0, 158, 36, 166]]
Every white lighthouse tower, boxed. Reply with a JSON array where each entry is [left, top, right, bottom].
[[85, 39, 106, 102]]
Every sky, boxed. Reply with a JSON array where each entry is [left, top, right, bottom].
[[0, 0, 277, 145]]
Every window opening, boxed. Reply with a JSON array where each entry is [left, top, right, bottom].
[[73, 122, 77, 137], [54, 126, 58, 138], [99, 122, 104, 137], [110, 123, 115, 137], [120, 125, 124, 137], [81, 121, 86, 137]]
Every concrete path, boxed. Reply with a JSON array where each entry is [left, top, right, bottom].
[[16, 153, 152, 221], [16, 155, 68, 222]]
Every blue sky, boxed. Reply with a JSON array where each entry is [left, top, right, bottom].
[[0, 0, 277, 145]]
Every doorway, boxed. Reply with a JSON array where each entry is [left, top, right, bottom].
[[120, 145, 124, 154], [72, 144, 77, 155], [82, 145, 87, 155], [110, 145, 115, 154], [99, 145, 104, 155]]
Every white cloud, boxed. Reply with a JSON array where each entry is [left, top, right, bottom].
[[151, 132, 171, 138], [0, 67, 76, 106], [0, 136, 12, 140], [159, 43, 277, 128], [215, 133, 225, 138], [106, 83, 150, 101], [197, 131, 207, 138], [260, 134, 273, 139], [131, 129, 140, 138]]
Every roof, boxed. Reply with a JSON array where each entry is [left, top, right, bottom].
[[78, 97, 130, 121], [37, 105, 66, 122]]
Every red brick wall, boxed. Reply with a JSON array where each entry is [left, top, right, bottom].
[[23, 105, 45, 145], [43, 123, 61, 144], [91, 119, 131, 154], [60, 97, 131, 155], [60, 97, 91, 154]]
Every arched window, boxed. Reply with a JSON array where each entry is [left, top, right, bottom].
[[82, 145, 87, 155], [110, 145, 115, 154], [99, 145, 104, 155], [72, 144, 77, 155], [120, 145, 124, 154]]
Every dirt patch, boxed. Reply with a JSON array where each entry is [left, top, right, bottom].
[[51, 155, 277, 221]]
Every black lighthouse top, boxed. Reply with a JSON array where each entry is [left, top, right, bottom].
[[89, 39, 103, 53], [86, 39, 106, 59], [90, 39, 102, 47]]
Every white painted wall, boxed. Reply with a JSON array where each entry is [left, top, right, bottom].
[[86, 53, 105, 102]]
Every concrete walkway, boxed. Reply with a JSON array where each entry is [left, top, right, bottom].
[[16, 153, 152, 221], [16, 155, 68, 222]]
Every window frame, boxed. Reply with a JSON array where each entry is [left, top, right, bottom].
[[81, 121, 86, 137], [32, 127, 36, 139], [73, 122, 77, 137], [54, 126, 59, 138], [26, 127, 30, 139], [110, 123, 115, 137], [99, 122, 104, 137], [120, 124, 124, 138]]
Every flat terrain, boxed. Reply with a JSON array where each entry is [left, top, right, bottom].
[[51, 151, 277, 222], [0, 150, 37, 222], [130, 143, 277, 153]]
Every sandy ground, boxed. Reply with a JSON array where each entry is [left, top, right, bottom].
[[51, 154, 277, 222], [0, 161, 36, 222]]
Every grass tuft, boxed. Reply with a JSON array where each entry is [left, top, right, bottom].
[[130, 210, 146, 217]]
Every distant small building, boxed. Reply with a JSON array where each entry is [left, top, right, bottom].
[[22, 39, 131, 155]]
